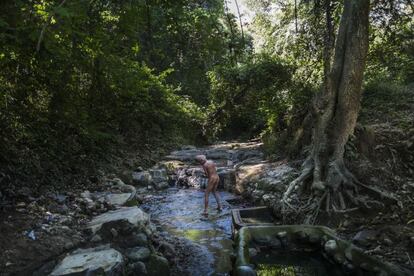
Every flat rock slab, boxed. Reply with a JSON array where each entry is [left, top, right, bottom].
[[50, 247, 123, 275], [87, 207, 149, 234], [103, 193, 133, 206]]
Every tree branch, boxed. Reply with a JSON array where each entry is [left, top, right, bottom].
[[36, 0, 68, 54]]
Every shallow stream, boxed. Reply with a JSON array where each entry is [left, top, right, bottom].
[[142, 187, 245, 275]]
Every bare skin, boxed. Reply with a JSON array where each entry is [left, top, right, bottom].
[[196, 156, 221, 216]]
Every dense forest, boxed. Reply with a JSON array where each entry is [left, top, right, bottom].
[[0, 0, 413, 275], [1, 0, 412, 194]]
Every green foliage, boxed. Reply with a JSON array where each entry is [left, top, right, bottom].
[[0, 0, 234, 190], [206, 55, 296, 140]]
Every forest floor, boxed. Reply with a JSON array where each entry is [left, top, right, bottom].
[[1, 138, 413, 275]]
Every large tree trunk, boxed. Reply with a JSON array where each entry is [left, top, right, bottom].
[[283, 0, 375, 217]]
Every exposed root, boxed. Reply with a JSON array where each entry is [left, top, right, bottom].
[[281, 157, 313, 203], [281, 156, 399, 224]]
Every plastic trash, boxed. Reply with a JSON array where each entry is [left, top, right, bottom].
[[27, 230, 36, 240], [44, 211, 55, 223]]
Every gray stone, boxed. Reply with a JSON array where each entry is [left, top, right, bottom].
[[125, 247, 151, 262], [146, 255, 170, 276], [87, 207, 149, 234], [50, 247, 123, 275], [110, 228, 118, 238], [91, 234, 102, 243], [154, 181, 169, 190], [165, 149, 204, 161], [324, 240, 338, 254], [127, 261, 147, 275], [277, 231, 287, 239], [382, 237, 393, 246], [217, 168, 236, 191], [149, 169, 168, 184], [108, 193, 134, 206], [352, 230, 378, 247], [181, 145, 196, 150], [248, 248, 258, 258], [159, 241, 175, 256], [132, 171, 152, 186], [132, 233, 148, 246], [333, 253, 346, 264]]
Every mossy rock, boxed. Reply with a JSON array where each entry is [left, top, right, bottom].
[[145, 254, 170, 276]]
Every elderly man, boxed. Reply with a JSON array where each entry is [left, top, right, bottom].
[[195, 155, 222, 216]]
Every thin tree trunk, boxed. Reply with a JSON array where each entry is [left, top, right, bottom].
[[224, 0, 237, 64], [234, 0, 244, 44], [36, 0, 68, 53]]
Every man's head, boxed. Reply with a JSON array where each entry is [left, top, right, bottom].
[[195, 154, 207, 164]]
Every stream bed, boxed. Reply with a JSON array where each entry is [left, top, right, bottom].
[[142, 187, 247, 276]]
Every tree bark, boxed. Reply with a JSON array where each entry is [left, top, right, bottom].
[[283, 0, 372, 212]]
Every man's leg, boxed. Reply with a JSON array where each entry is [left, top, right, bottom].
[[213, 178, 222, 211], [203, 179, 214, 216]]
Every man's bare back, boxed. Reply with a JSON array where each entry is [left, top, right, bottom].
[[195, 155, 222, 216]]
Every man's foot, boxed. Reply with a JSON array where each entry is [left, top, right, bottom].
[[217, 206, 222, 213], [202, 211, 208, 217]]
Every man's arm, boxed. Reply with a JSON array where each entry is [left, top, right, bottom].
[[203, 164, 209, 178]]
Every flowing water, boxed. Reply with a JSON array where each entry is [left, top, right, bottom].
[[142, 187, 247, 276]]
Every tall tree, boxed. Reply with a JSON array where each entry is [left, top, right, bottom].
[[282, 0, 382, 216]]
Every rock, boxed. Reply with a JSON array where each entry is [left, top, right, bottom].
[[205, 148, 230, 160], [125, 246, 151, 262], [104, 193, 135, 206], [131, 233, 148, 246], [165, 149, 204, 161], [159, 241, 175, 256], [217, 168, 236, 191], [277, 231, 287, 239], [382, 237, 393, 246], [91, 234, 102, 243], [132, 171, 152, 186], [333, 253, 346, 264], [127, 261, 147, 275], [55, 194, 67, 203], [146, 255, 170, 276], [149, 169, 168, 184], [81, 191, 91, 199], [109, 178, 125, 186], [234, 149, 263, 162], [352, 230, 378, 247], [324, 240, 338, 254], [50, 246, 124, 275], [110, 228, 118, 238], [154, 181, 169, 190], [248, 248, 258, 257], [181, 145, 196, 150], [87, 207, 149, 234]]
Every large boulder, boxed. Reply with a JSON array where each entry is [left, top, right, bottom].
[[87, 207, 149, 234], [84, 179, 137, 207], [50, 246, 124, 276]]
